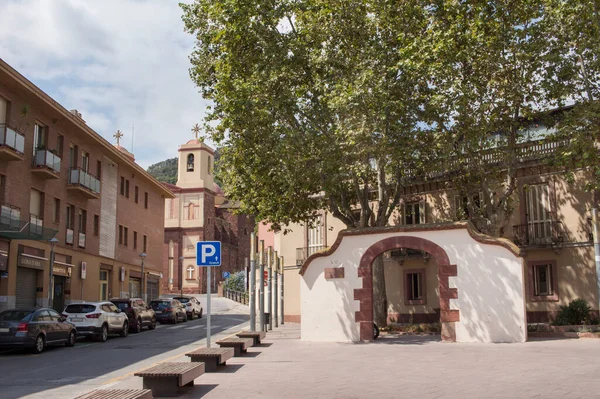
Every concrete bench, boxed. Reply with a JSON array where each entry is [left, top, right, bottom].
[[74, 390, 153, 399], [134, 362, 204, 397], [185, 347, 234, 372], [236, 330, 267, 346], [215, 337, 254, 356]]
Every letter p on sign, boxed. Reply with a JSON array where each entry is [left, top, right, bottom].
[[196, 241, 222, 267]]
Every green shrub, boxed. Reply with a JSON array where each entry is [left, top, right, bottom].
[[223, 271, 246, 292], [553, 299, 593, 326]]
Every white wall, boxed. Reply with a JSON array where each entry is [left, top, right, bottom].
[[300, 228, 526, 343]]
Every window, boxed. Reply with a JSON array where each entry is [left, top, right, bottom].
[[134, 186, 139, 203], [186, 203, 196, 220], [124, 227, 128, 246], [93, 214, 99, 236], [29, 189, 44, 220], [125, 180, 130, 198], [144, 192, 148, 209], [33, 123, 46, 154], [404, 202, 425, 225], [66, 205, 75, 229], [528, 261, 558, 301], [53, 198, 60, 223], [187, 154, 194, 172], [143, 235, 147, 252], [405, 269, 426, 305], [81, 151, 89, 172], [454, 193, 482, 221], [56, 135, 64, 158], [96, 160, 102, 180], [133, 231, 138, 249], [119, 225, 123, 245], [525, 184, 553, 243], [307, 217, 323, 256], [78, 209, 87, 234], [69, 144, 77, 169], [120, 177, 125, 196], [187, 266, 195, 280]]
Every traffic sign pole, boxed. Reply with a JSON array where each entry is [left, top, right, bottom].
[[259, 240, 265, 332], [274, 251, 278, 328], [267, 246, 273, 331], [196, 241, 221, 349], [249, 233, 256, 332], [207, 265, 212, 348]]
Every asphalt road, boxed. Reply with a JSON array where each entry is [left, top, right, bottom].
[[0, 296, 249, 399]]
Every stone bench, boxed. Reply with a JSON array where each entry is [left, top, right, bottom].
[[236, 330, 267, 346], [215, 337, 254, 356], [134, 362, 204, 397], [185, 347, 234, 372], [74, 389, 153, 399]]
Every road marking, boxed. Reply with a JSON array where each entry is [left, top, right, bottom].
[[166, 325, 185, 330], [185, 325, 203, 330]]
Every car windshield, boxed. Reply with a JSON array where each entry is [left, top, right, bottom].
[[112, 302, 130, 311], [150, 301, 171, 309], [174, 297, 189, 303], [0, 310, 34, 322], [65, 304, 97, 314]]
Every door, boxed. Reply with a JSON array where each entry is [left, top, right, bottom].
[[526, 184, 552, 244], [15, 267, 37, 308], [53, 276, 65, 313], [99, 270, 108, 301], [129, 278, 141, 298], [101, 304, 117, 330], [48, 309, 69, 342], [147, 280, 158, 302], [35, 310, 57, 342]]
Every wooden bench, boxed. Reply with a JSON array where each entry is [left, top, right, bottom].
[[134, 362, 204, 397], [185, 347, 234, 371], [74, 389, 153, 399], [236, 330, 267, 346], [215, 337, 254, 356]]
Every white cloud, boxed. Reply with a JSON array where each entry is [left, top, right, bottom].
[[0, 0, 211, 168]]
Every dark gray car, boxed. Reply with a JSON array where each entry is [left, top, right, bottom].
[[0, 308, 77, 353], [149, 299, 187, 324]]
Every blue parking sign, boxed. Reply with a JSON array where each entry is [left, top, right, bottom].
[[222, 271, 230, 279], [196, 241, 221, 266]]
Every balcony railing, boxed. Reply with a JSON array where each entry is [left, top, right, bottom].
[[296, 245, 328, 266], [69, 168, 100, 194], [0, 203, 21, 229], [0, 124, 25, 154], [512, 221, 567, 247], [29, 214, 43, 236], [33, 149, 61, 173], [78, 232, 86, 248]]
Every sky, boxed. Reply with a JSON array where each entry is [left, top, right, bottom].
[[0, 0, 210, 169]]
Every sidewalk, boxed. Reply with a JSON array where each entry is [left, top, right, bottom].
[[107, 322, 600, 399]]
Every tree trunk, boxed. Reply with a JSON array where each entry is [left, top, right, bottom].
[[372, 255, 387, 327]]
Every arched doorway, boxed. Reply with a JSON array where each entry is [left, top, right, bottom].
[[355, 236, 458, 342]]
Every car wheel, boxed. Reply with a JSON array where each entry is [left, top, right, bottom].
[[199, 309, 203, 319], [98, 324, 108, 342], [65, 330, 76, 347], [134, 317, 142, 333], [33, 334, 45, 354], [148, 318, 156, 330], [183, 313, 188, 322], [191, 311, 196, 320], [173, 315, 178, 324], [120, 321, 129, 337]]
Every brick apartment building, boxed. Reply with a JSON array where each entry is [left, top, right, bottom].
[[162, 138, 254, 294], [0, 58, 173, 312]]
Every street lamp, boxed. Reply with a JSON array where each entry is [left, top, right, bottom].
[[139, 252, 147, 302], [48, 237, 59, 309], [179, 256, 184, 297]]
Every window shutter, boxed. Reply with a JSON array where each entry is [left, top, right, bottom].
[[419, 201, 426, 224]]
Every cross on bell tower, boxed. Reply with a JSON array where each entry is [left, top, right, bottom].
[[191, 124, 201, 139], [113, 130, 124, 146]]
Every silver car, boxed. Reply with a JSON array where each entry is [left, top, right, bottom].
[[172, 296, 203, 319]]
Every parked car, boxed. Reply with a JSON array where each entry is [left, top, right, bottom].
[[172, 296, 203, 320], [0, 308, 77, 354], [149, 299, 187, 324], [62, 302, 129, 342], [110, 298, 156, 333]]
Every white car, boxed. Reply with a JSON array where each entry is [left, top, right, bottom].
[[62, 302, 129, 342]]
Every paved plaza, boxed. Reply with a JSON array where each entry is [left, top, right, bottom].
[[99, 321, 600, 399]]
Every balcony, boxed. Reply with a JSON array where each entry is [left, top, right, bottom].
[[78, 232, 86, 248], [296, 245, 328, 266], [512, 221, 567, 248], [29, 214, 43, 237], [0, 124, 25, 161], [0, 203, 21, 230], [31, 149, 61, 179], [67, 168, 100, 199]]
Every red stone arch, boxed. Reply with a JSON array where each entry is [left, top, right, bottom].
[[354, 236, 459, 342]]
